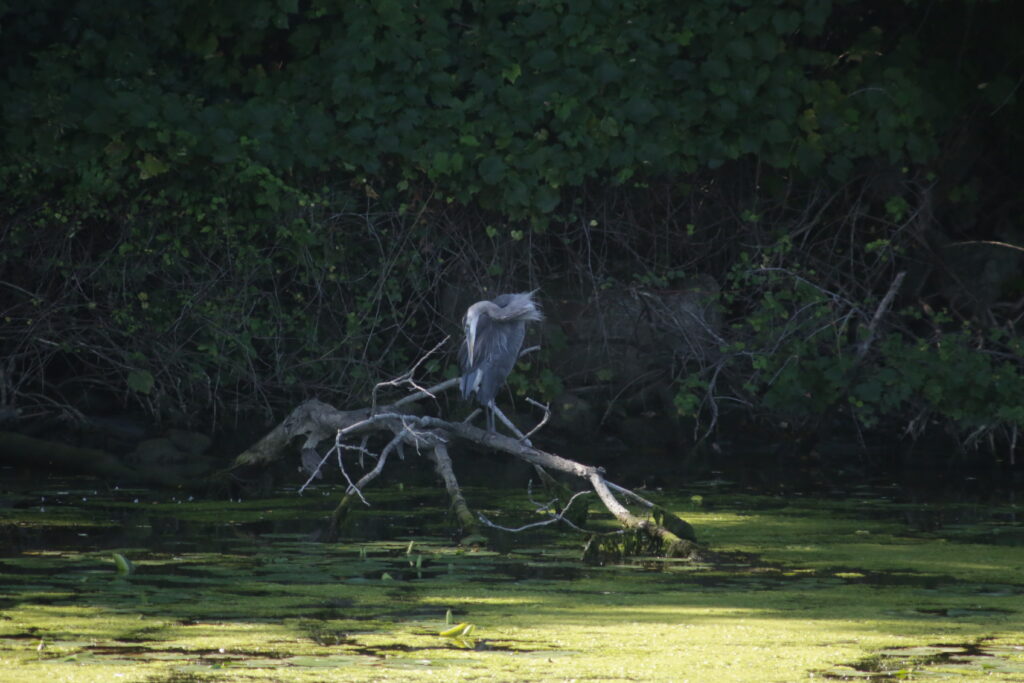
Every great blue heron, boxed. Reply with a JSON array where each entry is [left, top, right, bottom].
[[459, 291, 543, 431]]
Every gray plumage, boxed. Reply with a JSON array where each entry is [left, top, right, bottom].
[[458, 292, 543, 430]]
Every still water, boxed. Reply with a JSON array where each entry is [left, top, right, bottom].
[[1, 472, 1022, 681]]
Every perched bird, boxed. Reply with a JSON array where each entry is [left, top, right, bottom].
[[459, 291, 543, 431]]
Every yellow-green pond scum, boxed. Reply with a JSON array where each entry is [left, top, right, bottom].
[[0, 484, 1021, 681]]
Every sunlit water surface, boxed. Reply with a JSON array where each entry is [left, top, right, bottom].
[[1, 471, 1022, 681]]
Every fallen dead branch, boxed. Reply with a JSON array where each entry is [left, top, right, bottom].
[[231, 359, 701, 558]]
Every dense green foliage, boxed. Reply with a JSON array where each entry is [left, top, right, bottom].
[[1, 0, 944, 213], [0, 1, 1021, 464]]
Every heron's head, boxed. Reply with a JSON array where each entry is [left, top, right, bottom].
[[463, 306, 482, 363]]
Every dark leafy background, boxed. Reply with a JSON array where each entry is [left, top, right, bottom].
[[1, 0, 1021, 466]]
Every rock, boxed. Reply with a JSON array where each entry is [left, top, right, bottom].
[[128, 437, 188, 466], [124, 434, 220, 482], [167, 429, 212, 456], [86, 415, 149, 441], [127, 429, 213, 472]]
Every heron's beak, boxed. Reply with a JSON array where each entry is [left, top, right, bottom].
[[465, 320, 477, 363]]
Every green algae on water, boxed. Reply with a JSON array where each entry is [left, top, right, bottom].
[[1, 484, 1021, 681]]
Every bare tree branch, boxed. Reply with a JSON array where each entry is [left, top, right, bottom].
[[232, 383, 700, 555], [477, 490, 592, 533], [371, 335, 450, 412]]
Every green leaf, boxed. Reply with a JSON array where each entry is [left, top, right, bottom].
[[479, 155, 506, 184], [885, 196, 909, 222], [624, 97, 657, 124], [432, 151, 451, 174], [534, 185, 560, 213], [112, 553, 135, 576], [440, 622, 475, 638], [727, 38, 753, 60], [137, 154, 169, 180], [127, 369, 154, 395], [501, 63, 521, 84]]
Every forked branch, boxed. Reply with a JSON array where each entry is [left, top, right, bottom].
[[231, 349, 701, 557]]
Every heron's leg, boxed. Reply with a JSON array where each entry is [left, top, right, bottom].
[[489, 403, 535, 447], [486, 401, 496, 432]]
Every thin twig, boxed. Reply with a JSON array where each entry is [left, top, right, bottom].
[[521, 398, 551, 443], [345, 431, 406, 504], [371, 335, 450, 412], [394, 377, 460, 408], [755, 267, 863, 313], [298, 448, 333, 494], [336, 439, 369, 505], [525, 479, 561, 513], [946, 239, 1024, 254], [856, 271, 906, 361], [477, 490, 592, 532]]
